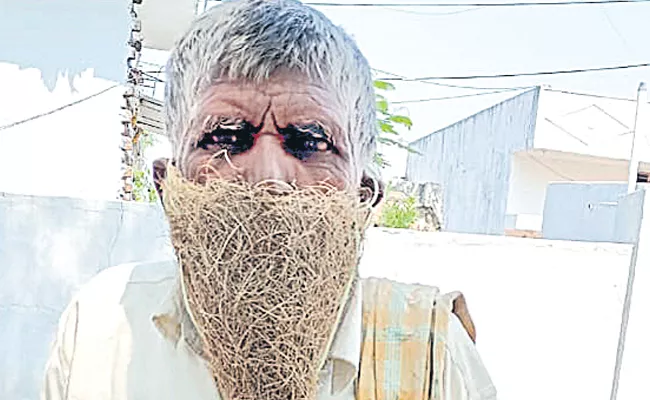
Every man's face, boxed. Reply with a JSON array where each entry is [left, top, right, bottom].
[[178, 74, 357, 189], [159, 74, 369, 400]]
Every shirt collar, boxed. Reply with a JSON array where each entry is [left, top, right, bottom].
[[152, 273, 362, 396]]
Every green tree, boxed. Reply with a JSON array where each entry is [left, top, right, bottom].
[[132, 131, 159, 203], [380, 195, 418, 229], [374, 79, 418, 168]]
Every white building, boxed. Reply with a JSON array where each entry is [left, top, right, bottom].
[[0, 0, 196, 201], [406, 87, 650, 238]]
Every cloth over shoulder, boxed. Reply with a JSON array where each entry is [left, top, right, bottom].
[[357, 278, 496, 400]]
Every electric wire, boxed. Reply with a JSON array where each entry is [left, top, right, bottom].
[[0, 84, 121, 132], [306, 0, 650, 7]]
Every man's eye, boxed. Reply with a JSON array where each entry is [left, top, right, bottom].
[[280, 124, 334, 160], [196, 121, 256, 155]]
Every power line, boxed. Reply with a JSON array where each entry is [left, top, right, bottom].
[[527, 153, 575, 180], [375, 68, 535, 90], [380, 5, 483, 14], [544, 88, 636, 101], [390, 86, 638, 105], [380, 62, 650, 81], [374, 67, 539, 90], [373, 67, 407, 78], [421, 80, 534, 90], [599, 5, 635, 56], [377, 67, 638, 103], [375, 67, 638, 102], [0, 84, 121, 132], [307, 0, 650, 7], [392, 88, 530, 103]]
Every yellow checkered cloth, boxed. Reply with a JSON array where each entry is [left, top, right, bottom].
[[357, 278, 454, 400]]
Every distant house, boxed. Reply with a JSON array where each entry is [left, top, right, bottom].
[[406, 87, 650, 237]]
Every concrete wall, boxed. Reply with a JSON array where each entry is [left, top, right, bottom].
[[542, 182, 628, 242], [1, 192, 634, 400], [0, 193, 173, 400], [505, 151, 565, 231], [405, 88, 540, 235], [506, 152, 565, 219], [0, 1, 129, 200], [614, 188, 646, 244]]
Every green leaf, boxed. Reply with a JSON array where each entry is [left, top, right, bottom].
[[148, 187, 159, 203], [374, 152, 390, 168], [374, 80, 396, 91], [372, 76, 416, 169], [378, 120, 398, 135], [379, 195, 419, 229], [378, 136, 402, 146], [406, 145, 421, 154], [388, 115, 413, 129], [376, 99, 388, 113]]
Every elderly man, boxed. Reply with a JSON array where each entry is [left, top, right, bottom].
[[42, 1, 495, 399]]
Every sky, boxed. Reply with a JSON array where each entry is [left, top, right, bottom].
[[313, 0, 650, 177], [144, 0, 650, 179]]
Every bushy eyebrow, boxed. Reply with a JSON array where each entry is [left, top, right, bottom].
[[201, 115, 251, 133], [290, 122, 332, 140]]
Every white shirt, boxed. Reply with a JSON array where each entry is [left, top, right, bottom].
[[41, 260, 495, 400]]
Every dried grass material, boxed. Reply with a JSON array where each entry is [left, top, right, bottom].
[[162, 166, 368, 400]]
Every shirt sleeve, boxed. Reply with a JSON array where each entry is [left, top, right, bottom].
[[41, 300, 80, 400], [444, 313, 497, 400]]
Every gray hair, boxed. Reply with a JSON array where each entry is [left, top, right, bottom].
[[164, 0, 377, 177]]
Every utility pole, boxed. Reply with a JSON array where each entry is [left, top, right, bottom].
[[627, 82, 648, 194], [612, 83, 650, 400], [119, 1, 143, 201]]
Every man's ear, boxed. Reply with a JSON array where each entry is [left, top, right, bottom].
[[360, 171, 385, 208], [152, 158, 169, 200]]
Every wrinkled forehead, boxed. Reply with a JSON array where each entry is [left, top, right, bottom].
[[190, 73, 347, 128], [172, 71, 357, 160]]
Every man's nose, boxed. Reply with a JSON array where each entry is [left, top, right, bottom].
[[238, 133, 298, 184]]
